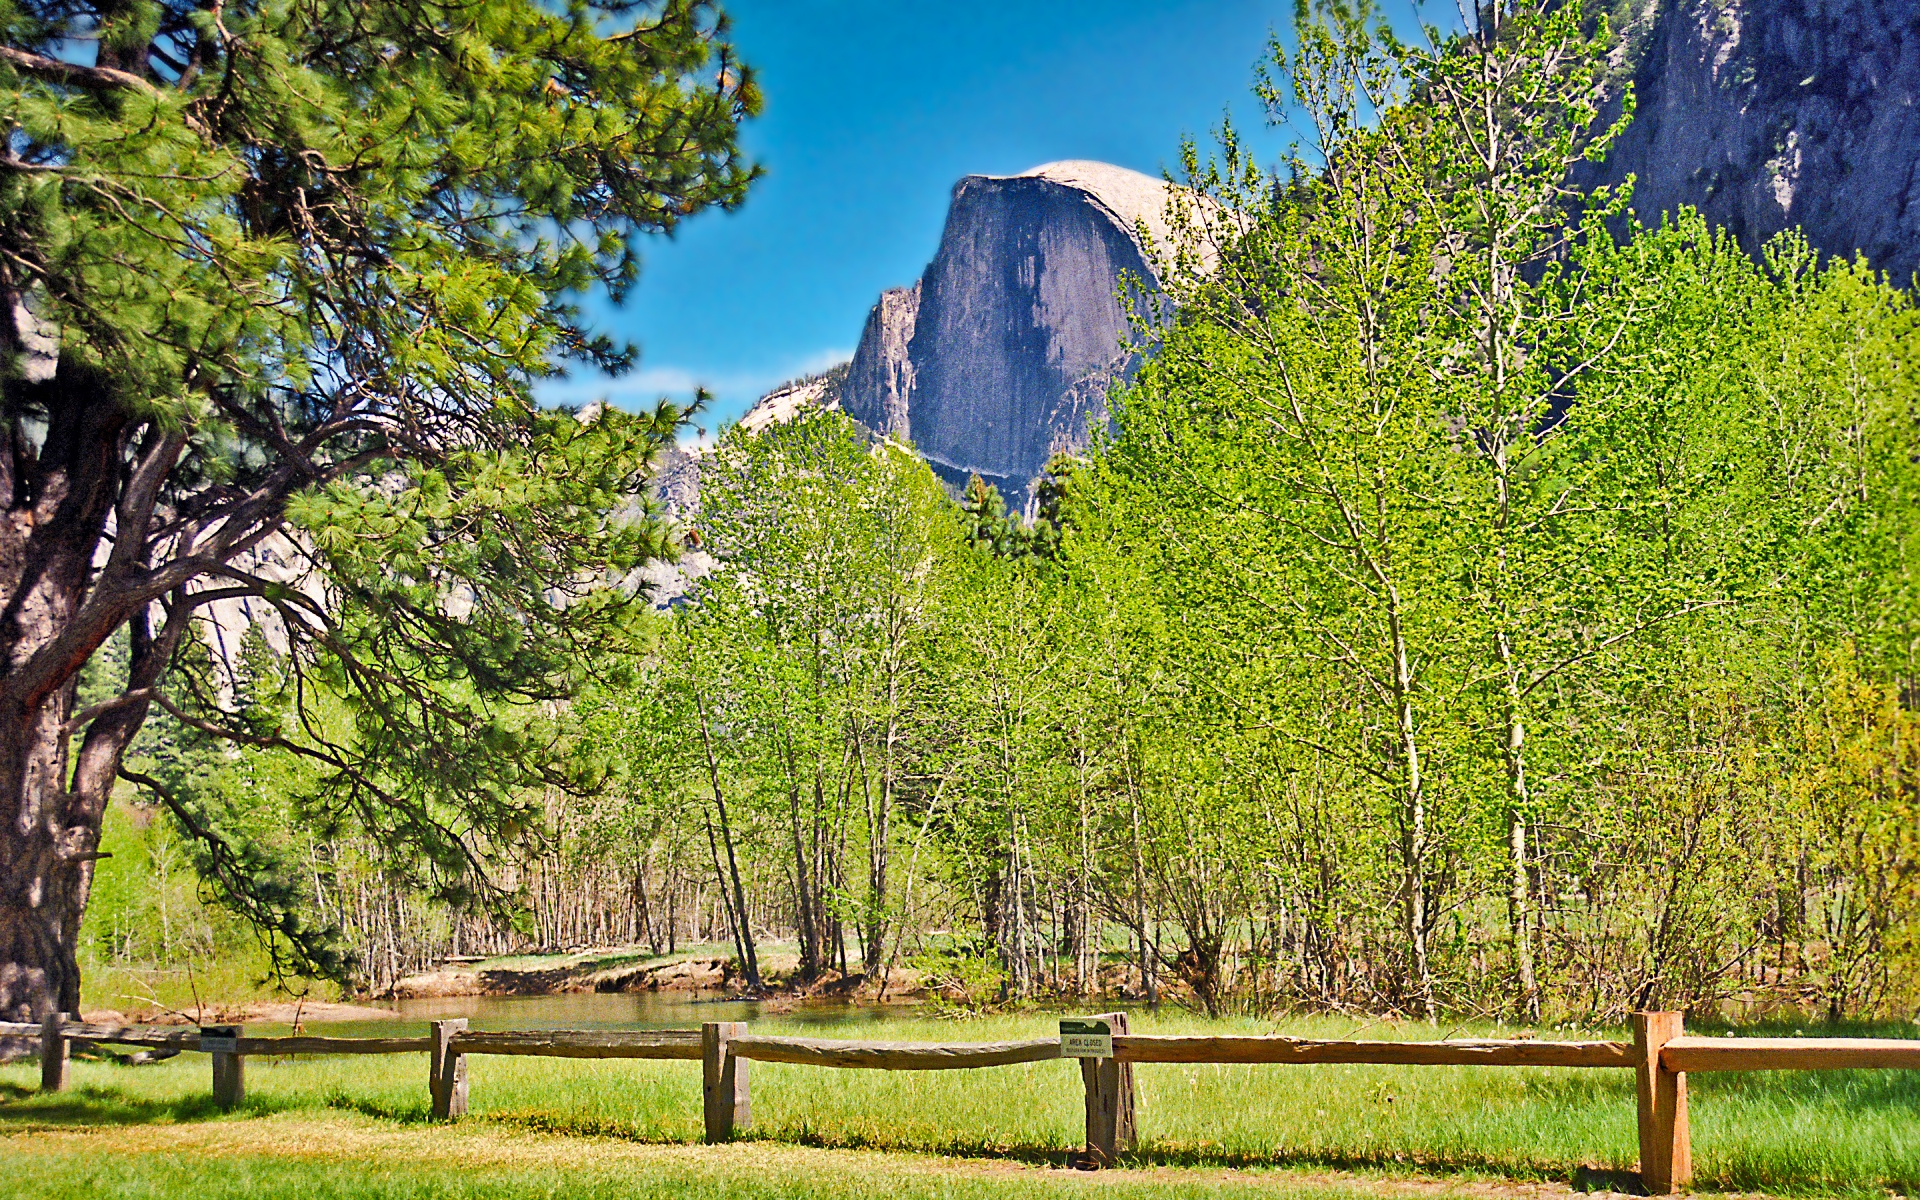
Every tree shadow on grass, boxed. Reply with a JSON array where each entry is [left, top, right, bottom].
[[755, 1127, 1660, 1193], [0, 1081, 228, 1127], [1123, 1141, 1565, 1177], [10, 1071, 1909, 1198], [0, 1080, 386, 1130], [1567, 1166, 1646, 1194], [318, 1091, 432, 1125], [484, 1108, 698, 1145]]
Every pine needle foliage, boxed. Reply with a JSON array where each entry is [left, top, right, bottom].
[[0, 0, 759, 998]]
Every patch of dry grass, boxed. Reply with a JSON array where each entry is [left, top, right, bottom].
[[0, 1110, 1667, 1200]]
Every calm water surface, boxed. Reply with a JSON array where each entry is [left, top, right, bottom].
[[296, 992, 927, 1039]]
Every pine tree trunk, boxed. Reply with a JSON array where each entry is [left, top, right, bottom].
[[0, 697, 89, 1020], [0, 384, 177, 1021]]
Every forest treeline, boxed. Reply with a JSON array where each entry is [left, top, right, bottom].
[[101, 7, 1920, 1022]]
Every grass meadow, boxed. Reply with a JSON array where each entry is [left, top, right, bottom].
[[1, 1012, 1915, 1198]]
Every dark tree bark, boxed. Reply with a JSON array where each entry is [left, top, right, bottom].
[[0, 378, 186, 1018], [0, 0, 757, 1022]]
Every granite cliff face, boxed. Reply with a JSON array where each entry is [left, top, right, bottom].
[[838, 160, 1180, 504], [742, 4, 1920, 510], [1583, 0, 1920, 278], [842, 283, 917, 443]]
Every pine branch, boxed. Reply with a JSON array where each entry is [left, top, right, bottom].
[[0, 45, 156, 93]]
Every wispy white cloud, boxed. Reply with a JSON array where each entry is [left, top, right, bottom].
[[786, 345, 859, 378]]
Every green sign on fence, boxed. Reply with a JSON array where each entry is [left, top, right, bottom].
[[1060, 1018, 1113, 1058]]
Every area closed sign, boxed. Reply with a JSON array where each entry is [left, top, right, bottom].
[[1059, 1018, 1113, 1058]]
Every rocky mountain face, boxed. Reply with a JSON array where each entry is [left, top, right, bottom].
[[729, 2, 1920, 515], [841, 284, 918, 444], [833, 161, 1181, 506], [1582, 0, 1920, 279]]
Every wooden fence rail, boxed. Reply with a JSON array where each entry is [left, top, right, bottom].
[[1110, 1034, 1634, 1068], [11, 1010, 1917, 1192], [1660, 1035, 1920, 1072], [0, 1021, 429, 1055], [450, 1030, 704, 1060], [728, 1034, 1061, 1070]]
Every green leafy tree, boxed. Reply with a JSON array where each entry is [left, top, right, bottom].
[[690, 409, 956, 983], [934, 548, 1063, 998], [0, 0, 758, 1018], [960, 456, 1081, 562], [1127, 16, 1487, 1017], [959, 475, 1024, 559], [1391, 1, 1633, 1019]]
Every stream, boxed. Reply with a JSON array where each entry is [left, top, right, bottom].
[[298, 992, 928, 1040]]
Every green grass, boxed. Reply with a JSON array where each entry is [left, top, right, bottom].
[[75, 942, 322, 1017], [3, 1012, 1916, 1197], [0, 1115, 1491, 1200]]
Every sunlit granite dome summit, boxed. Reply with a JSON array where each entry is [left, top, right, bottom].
[[837, 159, 1181, 506]]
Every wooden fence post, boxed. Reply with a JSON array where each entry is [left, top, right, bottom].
[[430, 1019, 468, 1120], [39, 1012, 69, 1093], [1079, 1011, 1138, 1167], [702, 1021, 750, 1143], [207, 1025, 245, 1111], [1632, 1011, 1691, 1194]]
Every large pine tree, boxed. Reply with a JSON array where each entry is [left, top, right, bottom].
[[0, 0, 758, 1019]]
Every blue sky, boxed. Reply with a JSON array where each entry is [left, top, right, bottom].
[[540, 1, 1300, 430]]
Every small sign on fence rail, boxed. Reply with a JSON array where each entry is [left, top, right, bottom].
[[1059, 1018, 1113, 1058], [198, 1025, 239, 1054]]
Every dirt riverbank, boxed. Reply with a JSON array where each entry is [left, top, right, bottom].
[[78, 999, 399, 1026], [386, 946, 927, 1003]]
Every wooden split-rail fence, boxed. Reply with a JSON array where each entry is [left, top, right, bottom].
[[9, 1009, 1919, 1193]]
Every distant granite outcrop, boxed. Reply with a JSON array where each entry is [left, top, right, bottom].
[[735, 364, 848, 439], [835, 160, 1182, 506], [1583, 0, 1920, 280], [842, 284, 918, 445], [657, 365, 847, 520]]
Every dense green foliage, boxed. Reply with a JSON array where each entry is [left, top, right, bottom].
[[78, 2, 1920, 1027], [0, 0, 759, 1011], [490, 5, 1916, 1024]]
